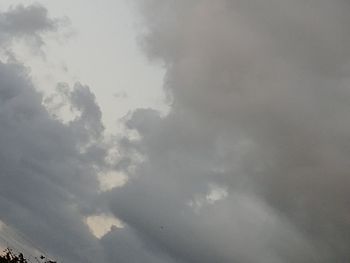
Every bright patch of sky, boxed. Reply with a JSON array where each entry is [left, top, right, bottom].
[[86, 214, 123, 239], [0, 0, 166, 133]]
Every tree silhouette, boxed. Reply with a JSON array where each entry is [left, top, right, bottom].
[[0, 248, 56, 263]]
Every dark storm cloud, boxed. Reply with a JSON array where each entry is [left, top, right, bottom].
[[3, 1, 350, 263], [0, 60, 108, 263], [101, 225, 177, 263], [0, 5, 109, 263], [106, 0, 350, 262]]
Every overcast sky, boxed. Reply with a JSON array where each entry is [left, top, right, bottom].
[[1, 1, 350, 262], [0, 0, 166, 133]]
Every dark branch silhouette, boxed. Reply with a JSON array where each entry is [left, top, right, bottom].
[[0, 248, 56, 263]]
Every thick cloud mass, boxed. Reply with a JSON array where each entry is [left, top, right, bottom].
[[3, 1, 350, 263], [106, 0, 350, 262], [0, 5, 108, 263], [0, 63, 106, 262]]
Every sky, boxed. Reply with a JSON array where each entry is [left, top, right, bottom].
[[0, 0, 166, 133], [1, 1, 350, 263]]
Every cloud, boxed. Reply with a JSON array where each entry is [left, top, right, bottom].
[[101, 225, 177, 263], [0, 4, 110, 263], [106, 0, 350, 262], [2, 1, 350, 263], [0, 59, 108, 262], [0, 4, 61, 47]]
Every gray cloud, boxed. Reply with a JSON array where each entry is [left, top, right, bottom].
[[101, 225, 177, 263], [0, 5, 109, 263], [0, 4, 61, 47], [2, 1, 350, 263], [0, 59, 108, 263], [106, 0, 350, 262]]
